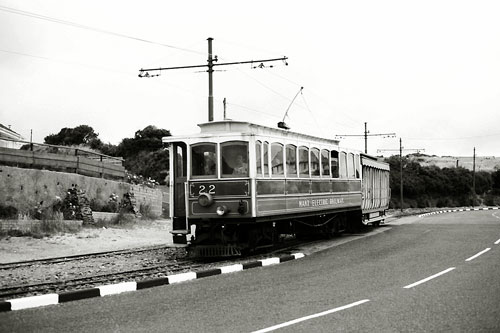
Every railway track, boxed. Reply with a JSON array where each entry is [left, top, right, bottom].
[[0, 260, 204, 299], [0, 245, 182, 270], [0, 237, 314, 300]]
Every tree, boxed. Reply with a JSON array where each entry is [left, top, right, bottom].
[[117, 126, 171, 158], [44, 125, 99, 146], [475, 171, 492, 195], [116, 125, 171, 184], [384, 155, 485, 208], [491, 169, 500, 194]]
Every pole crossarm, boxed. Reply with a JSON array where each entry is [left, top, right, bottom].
[[139, 57, 288, 76], [337, 133, 396, 138], [377, 148, 425, 153]]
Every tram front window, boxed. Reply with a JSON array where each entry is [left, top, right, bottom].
[[192, 143, 217, 177], [221, 141, 249, 177]]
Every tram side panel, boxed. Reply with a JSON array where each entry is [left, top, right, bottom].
[[255, 179, 362, 218], [360, 156, 390, 225]]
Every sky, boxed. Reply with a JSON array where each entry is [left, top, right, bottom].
[[1, 0, 499, 157]]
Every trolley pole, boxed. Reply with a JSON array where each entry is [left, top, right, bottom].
[[139, 38, 288, 122]]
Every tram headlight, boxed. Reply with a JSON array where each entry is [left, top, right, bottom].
[[216, 205, 230, 216], [198, 193, 214, 207]]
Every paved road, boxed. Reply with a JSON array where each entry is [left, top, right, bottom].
[[2, 210, 500, 332]]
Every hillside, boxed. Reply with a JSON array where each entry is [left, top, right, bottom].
[[406, 155, 500, 172]]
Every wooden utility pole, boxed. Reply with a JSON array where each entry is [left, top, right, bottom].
[[139, 38, 288, 122], [400, 138, 403, 212], [472, 147, 476, 198], [223, 98, 227, 120], [336, 123, 395, 154], [365, 122, 368, 154], [207, 37, 214, 121]]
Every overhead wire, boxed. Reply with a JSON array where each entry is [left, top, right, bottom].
[[299, 91, 329, 138], [0, 48, 206, 103], [226, 102, 283, 119], [0, 4, 204, 55], [1, 6, 373, 135], [0, 4, 208, 97], [0, 48, 129, 75], [264, 68, 361, 129]]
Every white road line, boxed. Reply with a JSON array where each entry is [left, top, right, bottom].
[[465, 248, 491, 261], [495, 239, 500, 245], [403, 267, 456, 289], [251, 299, 370, 333]]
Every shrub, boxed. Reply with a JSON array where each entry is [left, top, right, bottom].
[[484, 194, 500, 206], [0, 204, 18, 219], [139, 203, 158, 220]]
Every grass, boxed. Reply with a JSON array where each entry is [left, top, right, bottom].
[[93, 211, 136, 228], [91, 204, 158, 228], [0, 216, 82, 239]]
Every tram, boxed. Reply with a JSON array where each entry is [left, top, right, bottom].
[[164, 120, 390, 256]]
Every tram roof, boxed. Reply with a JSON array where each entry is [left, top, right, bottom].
[[163, 120, 340, 146], [360, 153, 390, 171]]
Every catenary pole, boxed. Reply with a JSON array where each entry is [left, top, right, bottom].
[[364, 122, 368, 154], [473, 147, 476, 200], [400, 138, 403, 212], [207, 37, 214, 121]]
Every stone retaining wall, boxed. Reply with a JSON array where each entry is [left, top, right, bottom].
[[0, 165, 163, 218], [131, 185, 163, 216]]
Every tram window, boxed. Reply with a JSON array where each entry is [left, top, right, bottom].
[[355, 154, 360, 178], [321, 149, 330, 177], [299, 146, 309, 177], [270, 143, 284, 176], [339, 151, 347, 179], [221, 141, 249, 177], [263, 141, 269, 176], [192, 143, 217, 177], [331, 150, 339, 178], [311, 148, 320, 176], [256, 141, 262, 176], [176, 145, 186, 178], [348, 153, 355, 178], [286, 144, 297, 177]]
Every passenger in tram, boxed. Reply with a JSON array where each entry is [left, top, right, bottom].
[[232, 154, 248, 175], [203, 154, 216, 175]]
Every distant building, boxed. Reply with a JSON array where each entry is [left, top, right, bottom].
[[0, 123, 24, 149]]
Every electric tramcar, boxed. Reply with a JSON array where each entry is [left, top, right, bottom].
[[164, 120, 390, 256]]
